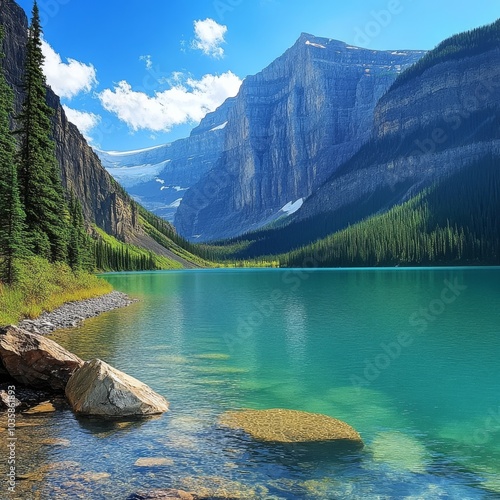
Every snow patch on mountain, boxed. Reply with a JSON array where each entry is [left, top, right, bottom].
[[168, 198, 183, 208], [106, 161, 171, 188], [306, 40, 326, 49], [210, 121, 228, 131], [280, 198, 304, 216]]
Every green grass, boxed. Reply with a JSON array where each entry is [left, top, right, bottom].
[[138, 216, 213, 268], [0, 256, 113, 326]]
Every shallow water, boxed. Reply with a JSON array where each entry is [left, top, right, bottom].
[[3, 268, 500, 499]]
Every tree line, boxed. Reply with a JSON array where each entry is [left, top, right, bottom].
[[278, 155, 500, 267]]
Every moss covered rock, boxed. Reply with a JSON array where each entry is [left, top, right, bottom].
[[219, 409, 363, 444]]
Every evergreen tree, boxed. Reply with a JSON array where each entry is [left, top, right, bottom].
[[67, 191, 93, 271], [0, 26, 26, 284], [16, 1, 69, 262]]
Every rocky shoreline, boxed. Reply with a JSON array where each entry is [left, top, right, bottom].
[[18, 291, 138, 335]]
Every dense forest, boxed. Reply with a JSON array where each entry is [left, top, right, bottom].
[[279, 155, 500, 267], [204, 155, 499, 267]]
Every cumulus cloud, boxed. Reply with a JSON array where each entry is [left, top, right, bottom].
[[98, 71, 242, 132], [192, 18, 227, 58], [42, 40, 97, 99], [63, 105, 101, 140]]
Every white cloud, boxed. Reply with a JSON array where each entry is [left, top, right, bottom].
[[63, 105, 101, 140], [192, 18, 227, 58], [98, 71, 242, 132], [140, 54, 153, 69], [42, 40, 97, 99]]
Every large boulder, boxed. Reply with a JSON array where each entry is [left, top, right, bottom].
[[219, 409, 363, 445], [65, 359, 169, 417], [0, 326, 83, 390]]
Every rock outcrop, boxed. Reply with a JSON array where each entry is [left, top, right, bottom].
[[0, 0, 162, 248], [174, 35, 425, 241], [0, 326, 83, 390], [65, 359, 169, 417], [219, 408, 363, 445]]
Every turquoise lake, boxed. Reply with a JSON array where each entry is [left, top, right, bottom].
[[9, 268, 500, 499]]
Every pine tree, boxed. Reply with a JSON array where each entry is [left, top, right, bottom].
[[16, 1, 69, 262], [67, 191, 93, 271], [0, 26, 26, 284]]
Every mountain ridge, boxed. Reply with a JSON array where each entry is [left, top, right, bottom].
[[173, 34, 426, 241], [96, 97, 235, 222], [208, 18, 500, 264]]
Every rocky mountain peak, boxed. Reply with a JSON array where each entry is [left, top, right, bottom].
[[174, 33, 425, 241]]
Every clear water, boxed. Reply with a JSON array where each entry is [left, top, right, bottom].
[[5, 268, 500, 499]]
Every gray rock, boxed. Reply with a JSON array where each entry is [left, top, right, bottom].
[[65, 359, 169, 417], [0, 389, 21, 409]]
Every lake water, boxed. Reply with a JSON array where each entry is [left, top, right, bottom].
[[4, 268, 500, 499]]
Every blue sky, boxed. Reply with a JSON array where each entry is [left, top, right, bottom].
[[15, 0, 500, 152]]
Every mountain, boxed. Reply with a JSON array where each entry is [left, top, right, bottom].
[[173, 34, 425, 241], [293, 19, 500, 226], [0, 0, 176, 256], [96, 97, 234, 222], [211, 19, 500, 263]]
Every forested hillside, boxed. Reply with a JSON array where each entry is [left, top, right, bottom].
[[279, 155, 500, 267]]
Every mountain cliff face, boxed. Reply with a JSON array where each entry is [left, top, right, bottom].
[[0, 0, 145, 242], [97, 98, 234, 222], [174, 34, 425, 241], [294, 27, 500, 226]]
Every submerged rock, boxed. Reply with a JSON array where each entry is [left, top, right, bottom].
[[65, 359, 169, 417], [179, 475, 270, 499], [0, 326, 83, 390], [134, 457, 174, 467], [127, 490, 195, 500], [23, 401, 56, 414], [219, 409, 363, 445], [370, 431, 429, 472]]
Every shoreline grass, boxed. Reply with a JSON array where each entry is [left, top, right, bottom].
[[0, 257, 112, 326]]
